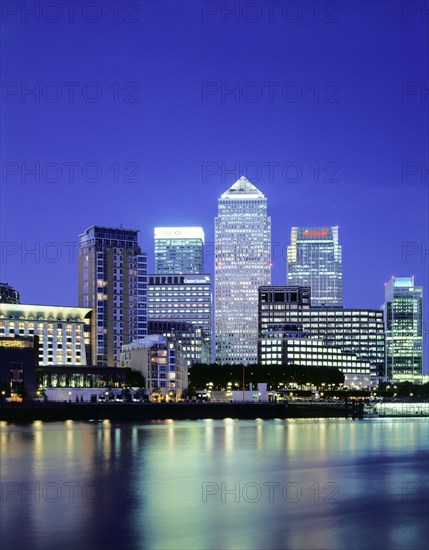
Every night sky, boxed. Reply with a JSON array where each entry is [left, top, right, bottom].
[[1, 1, 428, 369]]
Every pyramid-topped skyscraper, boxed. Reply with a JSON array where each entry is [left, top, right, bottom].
[[215, 177, 271, 364]]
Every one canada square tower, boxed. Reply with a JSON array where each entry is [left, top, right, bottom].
[[215, 177, 271, 365]]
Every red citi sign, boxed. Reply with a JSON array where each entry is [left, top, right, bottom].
[[303, 229, 329, 237]]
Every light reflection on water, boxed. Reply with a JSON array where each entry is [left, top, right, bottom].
[[1, 418, 428, 550]]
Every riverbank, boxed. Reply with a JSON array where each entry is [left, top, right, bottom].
[[0, 402, 352, 422]]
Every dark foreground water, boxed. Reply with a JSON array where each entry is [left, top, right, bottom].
[[1, 418, 428, 550]]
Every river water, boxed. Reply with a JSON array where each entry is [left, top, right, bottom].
[[1, 418, 428, 550]]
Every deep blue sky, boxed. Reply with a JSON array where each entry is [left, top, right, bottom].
[[1, 1, 428, 369]]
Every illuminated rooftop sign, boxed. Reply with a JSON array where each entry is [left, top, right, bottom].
[[154, 227, 205, 242], [302, 229, 329, 238], [183, 275, 211, 284]]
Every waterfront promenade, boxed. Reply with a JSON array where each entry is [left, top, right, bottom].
[[2, 400, 427, 423], [0, 400, 365, 422]]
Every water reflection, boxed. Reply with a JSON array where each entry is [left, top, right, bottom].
[[1, 419, 428, 550]]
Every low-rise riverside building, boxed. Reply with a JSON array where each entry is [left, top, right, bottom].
[[39, 366, 127, 402], [0, 304, 93, 366], [121, 335, 188, 400], [0, 336, 38, 399]]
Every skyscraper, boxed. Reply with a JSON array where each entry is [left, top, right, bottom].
[[215, 176, 271, 365], [383, 276, 423, 382], [78, 226, 147, 367], [287, 226, 342, 306], [154, 227, 204, 274]]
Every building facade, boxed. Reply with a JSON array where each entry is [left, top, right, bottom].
[[121, 335, 187, 399], [287, 226, 342, 307], [258, 286, 386, 385], [78, 226, 147, 367], [215, 176, 271, 365], [147, 274, 212, 364], [0, 283, 20, 304], [148, 320, 210, 366], [266, 335, 372, 388], [154, 227, 205, 274], [38, 366, 126, 393], [383, 276, 423, 383], [0, 304, 92, 366], [0, 336, 38, 399]]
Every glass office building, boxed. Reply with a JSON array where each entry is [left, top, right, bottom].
[[287, 226, 342, 306], [258, 286, 386, 385], [383, 276, 423, 382], [148, 320, 210, 367], [215, 176, 271, 365], [154, 227, 205, 274], [147, 274, 212, 364]]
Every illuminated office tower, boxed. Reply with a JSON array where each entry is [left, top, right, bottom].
[[258, 286, 386, 386], [78, 226, 147, 367], [154, 227, 204, 274], [147, 274, 212, 365], [383, 276, 423, 382], [215, 176, 271, 365], [287, 226, 342, 306]]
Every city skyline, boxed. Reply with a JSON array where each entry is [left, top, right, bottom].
[[2, 177, 425, 323], [2, 2, 427, 369], [1, 174, 427, 371], [2, 4, 428, 549]]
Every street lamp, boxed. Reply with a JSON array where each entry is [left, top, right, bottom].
[[242, 366, 246, 402]]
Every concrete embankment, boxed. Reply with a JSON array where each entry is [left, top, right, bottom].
[[0, 402, 348, 422]]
